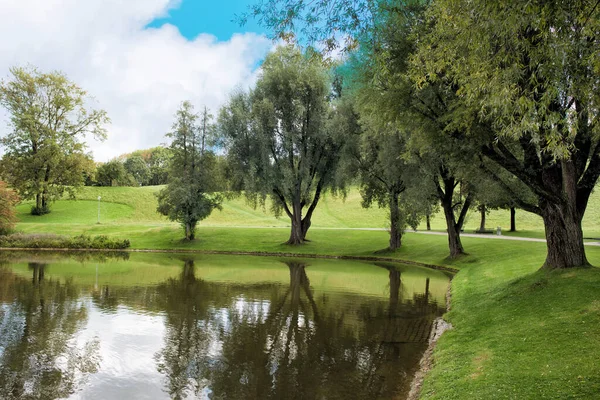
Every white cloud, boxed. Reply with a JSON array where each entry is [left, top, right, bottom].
[[0, 0, 271, 161]]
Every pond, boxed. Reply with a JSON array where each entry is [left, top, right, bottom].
[[0, 252, 451, 400]]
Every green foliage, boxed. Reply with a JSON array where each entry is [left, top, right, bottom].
[[96, 159, 135, 187], [0, 66, 108, 214], [250, 0, 599, 265], [242, 0, 381, 53], [146, 146, 173, 185], [218, 45, 348, 244], [114, 146, 173, 186], [124, 155, 151, 186], [0, 181, 19, 235], [408, 0, 600, 268], [157, 101, 223, 240], [0, 233, 130, 249]]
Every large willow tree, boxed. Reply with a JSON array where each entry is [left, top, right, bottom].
[[412, 0, 600, 269], [219, 46, 346, 245]]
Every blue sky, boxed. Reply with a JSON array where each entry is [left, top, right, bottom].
[[147, 0, 267, 41]]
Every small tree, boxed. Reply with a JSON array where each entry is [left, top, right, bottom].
[[157, 101, 222, 240], [0, 66, 108, 214], [0, 181, 19, 235]]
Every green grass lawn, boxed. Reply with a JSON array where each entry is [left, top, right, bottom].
[[9, 185, 600, 399], [15, 185, 600, 238]]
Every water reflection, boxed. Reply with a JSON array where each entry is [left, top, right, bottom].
[[0, 253, 449, 400], [0, 263, 100, 400]]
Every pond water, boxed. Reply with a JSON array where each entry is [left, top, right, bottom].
[[0, 252, 450, 400]]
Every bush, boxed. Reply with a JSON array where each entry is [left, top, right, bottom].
[[30, 204, 51, 216], [0, 233, 130, 249], [0, 182, 19, 235]]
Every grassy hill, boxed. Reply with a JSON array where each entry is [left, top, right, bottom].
[[14, 185, 600, 238]]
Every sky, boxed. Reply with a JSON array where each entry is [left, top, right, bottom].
[[0, 0, 272, 161]]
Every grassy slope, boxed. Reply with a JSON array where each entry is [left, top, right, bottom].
[[11, 185, 600, 399], [15, 185, 600, 237]]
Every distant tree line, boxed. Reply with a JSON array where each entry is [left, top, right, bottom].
[[88, 146, 173, 187]]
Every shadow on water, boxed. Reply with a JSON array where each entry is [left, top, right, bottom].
[[0, 253, 449, 400]]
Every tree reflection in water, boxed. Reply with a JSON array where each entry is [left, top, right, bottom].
[[155, 259, 446, 400], [0, 255, 447, 400], [154, 258, 214, 399], [0, 264, 100, 400]]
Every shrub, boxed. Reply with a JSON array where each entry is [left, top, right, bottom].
[[30, 204, 51, 216], [0, 233, 131, 249], [0, 182, 19, 235]]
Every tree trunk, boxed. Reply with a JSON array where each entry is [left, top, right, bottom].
[[299, 178, 325, 242], [301, 217, 311, 242], [510, 207, 516, 232], [287, 201, 305, 245], [541, 202, 589, 269], [435, 168, 472, 258], [184, 222, 195, 240], [426, 214, 431, 231], [389, 191, 402, 250], [35, 193, 42, 211], [41, 192, 48, 210], [442, 201, 465, 258], [479, 204, 486, 232], [42, 165, 51, 212]]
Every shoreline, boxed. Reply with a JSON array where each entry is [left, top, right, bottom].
[[0, 246, 459, 274]]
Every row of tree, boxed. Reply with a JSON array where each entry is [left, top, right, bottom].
[[235, 0, 600, 270], [161, 46, 523, 252], [0, 46, 556, 264]]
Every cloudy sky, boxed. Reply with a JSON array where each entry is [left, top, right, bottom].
[[0, 0, 272, 161]]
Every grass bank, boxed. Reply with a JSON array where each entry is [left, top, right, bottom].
[[6, 227, 600, 398]]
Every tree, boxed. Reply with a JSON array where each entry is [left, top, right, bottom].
[[112, 146, 173, 186], [147, 146, 172, 185], [124, 155, 150, 186], [95, 159, 134, 187], [0, 181, 19, 235], [199, 106, 217, 154], [0, 67, 108, 215], [340, 96, 431, 250], [344, 2, 478, 258], [219, 46, 346, 245], [157, 101, 222, 240], [412, 0, 600, 269]]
